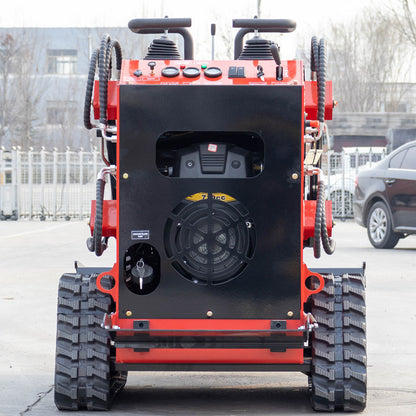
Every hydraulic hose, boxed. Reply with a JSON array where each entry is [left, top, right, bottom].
[[321, 190, 336, 255], [314, 176, 323, 258], [311, 36, 335, 257], [98, 34, 111, 125], [317, 38, 326, 124], [313, 172, 335, 258], [309, 36, 324, 202], [317, 38, 335, 255], [310, 36, 318, 75], [106, 39, 122, 77], [98, 35, 122, 126], [83, 48, 99, 130], [94, 176, 106, 256]]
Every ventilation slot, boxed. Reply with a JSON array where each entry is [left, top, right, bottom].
[[200, 144, 227, 173]]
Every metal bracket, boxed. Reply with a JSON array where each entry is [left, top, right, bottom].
[[133, 320, 150, 330], [132, 320, 150, 352], [270, 320, 287, 330]]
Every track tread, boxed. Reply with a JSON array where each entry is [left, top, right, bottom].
[[54, 273, 126, 410], [310, 273, 367, 412]]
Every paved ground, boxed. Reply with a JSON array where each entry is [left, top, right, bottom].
[[0, 219, 416, 415]]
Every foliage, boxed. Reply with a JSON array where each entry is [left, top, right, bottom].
[[0, 32, 45, 149], [326, 8, 411, 112]]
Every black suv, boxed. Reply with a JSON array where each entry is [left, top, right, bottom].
[[354, 140, 416, 248]]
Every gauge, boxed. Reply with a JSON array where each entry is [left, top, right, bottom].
[[161, 66, 180, 78], [182, 67, 200, 78], [204, 67, 222, 79]]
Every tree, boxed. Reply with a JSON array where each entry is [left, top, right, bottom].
[[0, 34, 20, 148], [325, 8, 412, 112], [390, 0, 416, 47], [0, 31, 46, 149]]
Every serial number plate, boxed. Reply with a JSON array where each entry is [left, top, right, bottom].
[[131, 230, 150, 240]]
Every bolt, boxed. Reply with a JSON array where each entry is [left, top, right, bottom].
[[123, 173, 129, 179], [125, 310, 132, 317], [287, 311, 294, 318], [207, 310, 213, 318], [291, 173, 299, 181]]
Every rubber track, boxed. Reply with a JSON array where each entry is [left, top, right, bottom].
[[54, 273, 126, 410], [310, 273, 367, 412]]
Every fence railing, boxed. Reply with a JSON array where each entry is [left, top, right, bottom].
[[324, 147, 387, 219], [0, 148, 107, 220], [1, 147, 388, 221]]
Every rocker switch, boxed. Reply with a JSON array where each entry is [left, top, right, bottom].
[[228, 66, 246, 78]]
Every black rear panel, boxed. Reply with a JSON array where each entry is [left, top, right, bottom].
[[118, 84, 302, 319]]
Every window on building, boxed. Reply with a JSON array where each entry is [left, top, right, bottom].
[[47, 49, 77, 74], [47, 101, 76, 125]]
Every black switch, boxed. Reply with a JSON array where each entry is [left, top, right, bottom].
[[228, 66, 237, 77], [229, 66, 246, 78], [237, 67, 246, 77]]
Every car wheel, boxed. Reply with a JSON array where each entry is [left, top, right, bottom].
[[366, 201, 400, 249]]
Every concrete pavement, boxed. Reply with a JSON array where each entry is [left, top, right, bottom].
[[1, 219, 415, 415]]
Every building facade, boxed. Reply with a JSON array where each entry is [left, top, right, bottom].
[[0, 26, 162, 150]]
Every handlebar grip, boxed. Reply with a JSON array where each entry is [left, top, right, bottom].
[[128, 18, 192, 32], [232, 18, 296, 32]]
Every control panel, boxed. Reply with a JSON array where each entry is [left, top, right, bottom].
[[94, 60, 333, 121], [120, 60, 303, 86]]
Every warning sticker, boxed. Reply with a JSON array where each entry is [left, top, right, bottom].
[[207, 143, 218, 152]]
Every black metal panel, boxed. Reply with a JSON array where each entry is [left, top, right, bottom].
[[118, 84, 302, 319], [114, 361, 311, 372], [115, 334, 304, 351]]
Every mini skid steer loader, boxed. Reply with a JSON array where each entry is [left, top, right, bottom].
[[54, 17, 367, 412]]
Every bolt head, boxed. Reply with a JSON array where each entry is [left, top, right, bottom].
[[291, 173, 299, 181], [123, 173, 129, 179], [287, 311, 294, 318], [207, 310, 213, 318], [125, 310, 132, 317]]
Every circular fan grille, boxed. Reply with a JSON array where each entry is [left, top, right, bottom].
[[165, 195, 255, 285]]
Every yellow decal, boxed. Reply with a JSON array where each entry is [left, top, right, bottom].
[[186, 192, 236, 202]]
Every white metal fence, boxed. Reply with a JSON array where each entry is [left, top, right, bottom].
[[325, 147, 387, 219], [0, 148, 106, 220], [0, 147, 388, 221]]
